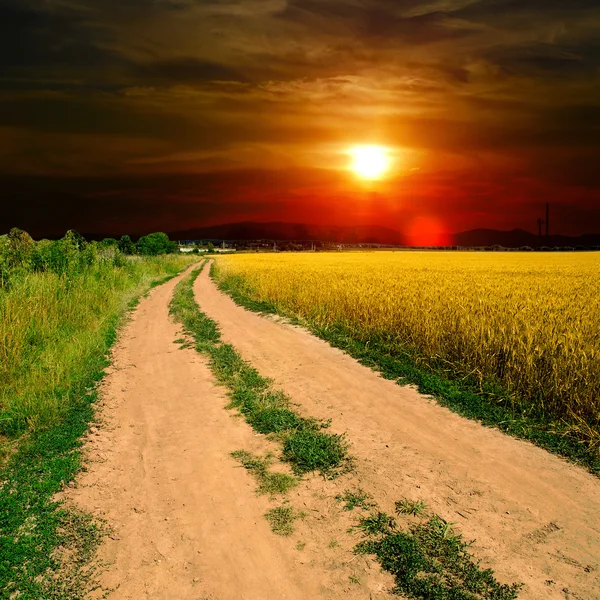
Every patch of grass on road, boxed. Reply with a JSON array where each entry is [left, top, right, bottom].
[[231, 450, 297, 496], [170, 263, 350, 478], [282, 427, 348, 476], [354, 502, 522, 600], [336, 489, 374, 511], [395, 498, 427, 516], [264, 504, 303, 537]]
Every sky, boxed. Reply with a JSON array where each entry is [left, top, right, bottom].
[[1, 0, 600, 241]]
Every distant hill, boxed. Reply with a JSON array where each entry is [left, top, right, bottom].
[[75, 222, 600, 248], [168, 221, 406, 245], [453, 228, 600, 248]]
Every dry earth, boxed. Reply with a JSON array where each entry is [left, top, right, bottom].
[[69, 263, 600, 600]]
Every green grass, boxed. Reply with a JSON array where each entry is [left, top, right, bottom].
[[354, 505, 522, 599], [356, 512, 398, 536], [282, 428, 348, 476], [0, 381, 104, 599], [395, 499, 427, 516], [231, 450, 297, 496], [0, 255, 194, 598], [0, 254, 195, 439], [336, 489, 374, 511], [213, 268, 600, 477], [264, 505, 302, 536], [169, 264, 350, 478]]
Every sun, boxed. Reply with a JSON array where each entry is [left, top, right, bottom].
[[349, 145, 391, 180]]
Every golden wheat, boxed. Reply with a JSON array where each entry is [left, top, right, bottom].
[[215, 251, 600, 439]]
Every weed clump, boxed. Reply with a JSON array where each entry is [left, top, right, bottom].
[[336, 489, 374, 511], [231, 450, 297, 496], [356, 512, 396, 536], [249, 406, 304, 434], [354, 501, 522, 600], [395, 498, 427, 516], [264, 505, 302, 536], [282, 428, 348, 476]]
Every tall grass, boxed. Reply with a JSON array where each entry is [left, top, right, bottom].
[[214, 252, 600, 464], [0, 229, 195, 441], [0, 229, 195, 596]]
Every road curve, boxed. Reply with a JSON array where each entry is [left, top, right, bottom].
[[195, 261, 600, 600]]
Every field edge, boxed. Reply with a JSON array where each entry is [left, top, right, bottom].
[[211, 261, 600, 478]]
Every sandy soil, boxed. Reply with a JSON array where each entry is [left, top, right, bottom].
[[190, 263, 600, 600], [68, 266, 395, 600]]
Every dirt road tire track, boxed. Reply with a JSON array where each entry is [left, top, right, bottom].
[[194, 263, 600, 600], [69, 266, 382, 599]]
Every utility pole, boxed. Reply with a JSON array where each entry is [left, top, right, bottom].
[[545, 203, 549, 239]]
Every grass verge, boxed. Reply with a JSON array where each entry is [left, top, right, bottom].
[[353, 502, 522, 599], [214, 268, 600, 476], [0, 257, 194, 598], [169, 263, 350, 478]]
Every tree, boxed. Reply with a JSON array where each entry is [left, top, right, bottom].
[[207, 241, 215, 253], [100, 237, 118, 247], [136, 232, 177, 255], [63, 230, 87, 250], [118, 235, 136, 255], [6, 227, 34, 268]]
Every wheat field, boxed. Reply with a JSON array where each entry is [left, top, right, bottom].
[[214, 251, 600, 449]]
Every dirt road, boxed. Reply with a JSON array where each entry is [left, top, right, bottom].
[[192, 263, 600, 600], [70, 267, 393, 599], [70, 264, 600, 600]]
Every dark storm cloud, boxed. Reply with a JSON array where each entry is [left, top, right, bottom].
[[0, 4, 109, 69], [131, 57, 248, 84], [0, 96, 197, 136], [482, 43, 600, 78], [455, 0, 600, 19], [276, 0, 478, 44]]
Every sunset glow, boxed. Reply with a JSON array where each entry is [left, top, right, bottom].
[[349, 145, 391, 180], [1, 0, 599, 241]]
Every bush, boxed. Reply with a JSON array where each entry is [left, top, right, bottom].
[[118, 234, 136, 255], [136, 232, 178, 255]]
